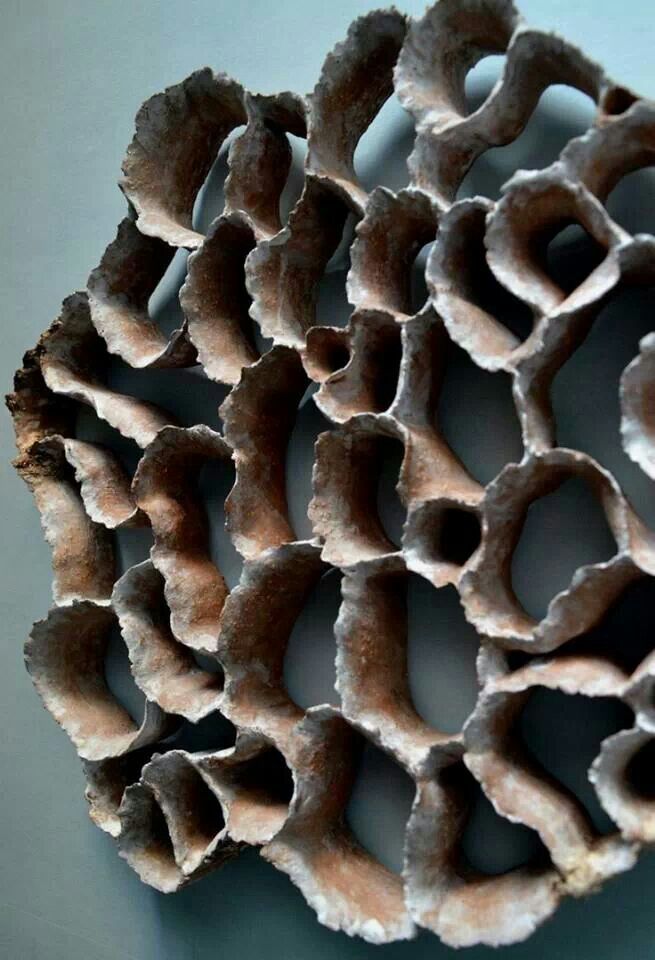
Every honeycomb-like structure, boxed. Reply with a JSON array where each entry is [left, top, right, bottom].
[[8, 0, 655, 947]]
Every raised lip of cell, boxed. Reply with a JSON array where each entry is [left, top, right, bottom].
[[117, 748, 241, 892], [396, 0, 612, 205], [120, 68, 308, 251], [427, 196, 538, 373], [404, 751, 562, 948], [335, 555, 466, 777], [459, 448, 643, 652], [303, 309, 403, 424], [403, 495, 483, 589], [220, 346, 315, 559], [38, 292, 175, 449], [132, 424, 233, 653], [245, 175, 354, 350], [218, 541, 329, 740], [87, 214, 196, 371], [561, 97, 655, 203], [25, 601, 169, 762], [306, 8, 408, 215], [346, 187, 439, 318], [310, 414, 409, 567], [195, 734, 296, 846], [591, 728, 655, 843], [463, 655, 638, 895], [485, 169, 625, 319], [261, 705, 417, 945], [120, 69, 247, 250], [113, 560, 225, 723], [180, 212, 259, 385]]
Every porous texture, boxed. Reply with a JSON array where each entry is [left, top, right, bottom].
[[7, 0, 655, 947]]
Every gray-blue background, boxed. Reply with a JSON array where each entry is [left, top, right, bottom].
[[3, 1, 655, 958]]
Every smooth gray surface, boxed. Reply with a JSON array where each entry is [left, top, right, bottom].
[[3, 1, 655, 958]]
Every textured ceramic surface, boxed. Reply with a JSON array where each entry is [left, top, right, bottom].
[[7, 0, 655, 947]]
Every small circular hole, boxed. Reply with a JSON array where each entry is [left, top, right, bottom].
[[544, 223, 607, 296], [625, 739, 655, 800], [325, 342, 350, 373], [437, 508, 481, 566], [603, 86, 639, 117]]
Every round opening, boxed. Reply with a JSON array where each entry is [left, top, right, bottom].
[[625, 739, 655, 800], [437, 508, 482, 566], [602, 86, 638, 117], [324, 342, 350, 373]]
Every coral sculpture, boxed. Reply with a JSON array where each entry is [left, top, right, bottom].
[[8, 0, 655, 947]]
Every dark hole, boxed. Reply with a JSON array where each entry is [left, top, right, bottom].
[[370, 329, 402, 412], [376, 436, 406, 549], [104, 624, 146, 724], [511, 476, 617, 622], [325, 341, 350, 373], [437, 508, 481, 566], [554, 576, 655, 675], [91, 749, 154, 811], [286, 383, 333, 541], [346, 739, 415, 874], [250, 322, 274, 358], [212, 227, 262, 358], [190, 769, 226, 842], [162, 712, 236, 754], [437, 340, 524, 485], [625, 740, 655, 800], [407, 580, 480, 734], [456, 221, 533, 341], [315, 262, 351, 330], [506, 649, 533, 672], [230, 747, 295, 806], [460, 769, 549, 875], [146, 794, 176, 860], [544, 223, 607, 296], [603, 87, 638, 116], [75, 404, 141, 475], [283, 569, 341, 709], [519, 689, 634, 834]]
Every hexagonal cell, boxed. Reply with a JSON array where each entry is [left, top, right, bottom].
[[113, 561, 225, 723], [460, 450, 639, 651], [311, 424, 408, 566], [337, 562, 479, 766], [305, 311, 402, 423], [25, 602, 168, 762], [511, 476, 617, 622]]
